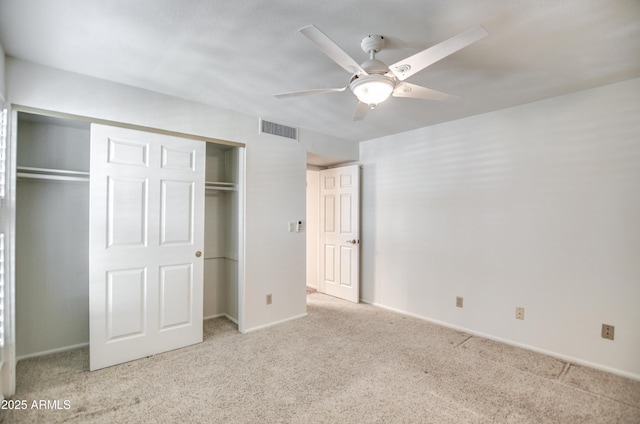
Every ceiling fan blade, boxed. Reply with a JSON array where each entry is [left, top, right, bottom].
[[390, 25, 488, 81], [393, 82, 458, 102], [353, 102, 369, 121], [274, 86, 347, 99], [299, 25, 367, 75]]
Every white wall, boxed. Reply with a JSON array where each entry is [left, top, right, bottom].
[[360, 77, 640, 379], [306, 169, 320, 289], [0, 41, 5, 101], [5, 58, 357, 333]]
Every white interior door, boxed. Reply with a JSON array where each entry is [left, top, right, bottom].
[[319, 165, 360, 303], [89, 124, 205, 371]]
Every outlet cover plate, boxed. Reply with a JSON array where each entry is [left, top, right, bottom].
[[516, 307, 525, 320], [601, 324, 614, 340], [456, 297, 463, 308]]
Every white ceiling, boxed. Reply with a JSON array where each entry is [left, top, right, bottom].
[[1, 0, 639, 143]]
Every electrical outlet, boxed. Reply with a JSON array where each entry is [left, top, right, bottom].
[[266, 294, 272, 305], [515, 307, 525, 320], [601, 324, 614, 340], [456, 297, 463, 308]]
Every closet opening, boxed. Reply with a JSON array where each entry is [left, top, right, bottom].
[[16, 113, 90, 359], [203, 142, 240, 325], [14, 111, 241, 368]]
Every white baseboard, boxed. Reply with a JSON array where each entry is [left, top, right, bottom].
[[204, 313, 238, 324], [361, 299, 640, 382], [16, 316, 237, 362], [223, 314, 238, 325], [241, 312, 307, 334], [16, 342, 89, 362]]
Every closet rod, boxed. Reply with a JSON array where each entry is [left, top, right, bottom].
[[205, 182, 236, 191], [17, 173, 89, 183], [205, 181, 235, 186], [17, 166, 90, 182], [205, 186, 235, 192], [17, 166, 90, 176]]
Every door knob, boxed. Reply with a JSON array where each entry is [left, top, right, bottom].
[[346, 239, 359, 244], [195, 251, 202, 258]]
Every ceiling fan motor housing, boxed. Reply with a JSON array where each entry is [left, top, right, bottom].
[[360, 58, 390, 75], [361, 34, 385, 54]]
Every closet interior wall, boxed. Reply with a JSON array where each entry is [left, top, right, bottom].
[[204, 143, 239, 323], [15, 112, 238, 359], [15, 113, 90, 358]]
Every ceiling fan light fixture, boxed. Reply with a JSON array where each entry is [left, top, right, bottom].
[[350, 74, 395, 107]]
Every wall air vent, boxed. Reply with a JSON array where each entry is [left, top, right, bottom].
[[259, 118, 298, 141]]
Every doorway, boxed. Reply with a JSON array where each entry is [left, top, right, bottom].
[[305, 156, 361, 303]]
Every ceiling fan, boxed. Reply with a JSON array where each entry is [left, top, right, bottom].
[[274, 25, 488, 121]]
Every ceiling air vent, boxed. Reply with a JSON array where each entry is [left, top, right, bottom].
[[259, 118, 298, 141]]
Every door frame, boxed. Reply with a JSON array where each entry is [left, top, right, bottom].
[[305, 168, 321, 291], [307, 163, 361, 302], [0, 102, 17, 399], [0, 105, 246, 395]]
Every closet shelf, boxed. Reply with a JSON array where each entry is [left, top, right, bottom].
[[17, 166, 90, 182], [205, 181, 236, 191]]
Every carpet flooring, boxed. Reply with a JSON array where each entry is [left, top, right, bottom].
[[2, 293, 639, 423]]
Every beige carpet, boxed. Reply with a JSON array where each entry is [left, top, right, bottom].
[[2, 293, 639, 423]]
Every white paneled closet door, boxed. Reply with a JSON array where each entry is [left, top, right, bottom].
[[89, 124, 205, 371]]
